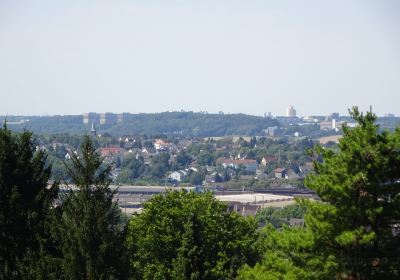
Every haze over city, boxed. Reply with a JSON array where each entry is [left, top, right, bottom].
[[1, 0, 400, 116]]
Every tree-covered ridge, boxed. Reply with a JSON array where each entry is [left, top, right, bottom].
[[3, 112, 278, 136], [119, 112, 278, 136], [3, 115, 83, 134]]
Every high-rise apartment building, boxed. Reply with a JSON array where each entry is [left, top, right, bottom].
[[286, 105, 297, 117], [83, 112, 124, 125], [83, 112, 100, 125], [100, 113, 118, 125]]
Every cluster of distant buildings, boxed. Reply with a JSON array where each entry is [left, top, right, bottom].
[[83, 112, 126, 126], [263, 105, 356, 136], [269, 105, 396, 127]]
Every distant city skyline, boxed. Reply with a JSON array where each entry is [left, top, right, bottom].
[[1, 0, 399, 117], [1, 106, 398, 118]]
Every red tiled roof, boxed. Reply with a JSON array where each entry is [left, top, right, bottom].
[[274, 168, 287, 173], [99, 147, 122, 156]]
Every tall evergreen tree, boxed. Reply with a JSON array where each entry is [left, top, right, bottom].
[[55, 135, 127, 280], [305, 107, 400, 279], [0, 124, 58, 279]]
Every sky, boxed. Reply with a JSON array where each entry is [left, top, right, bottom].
[[0, 0, 399, 117]]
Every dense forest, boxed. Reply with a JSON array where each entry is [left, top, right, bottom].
[[2, 112, 278, 137]]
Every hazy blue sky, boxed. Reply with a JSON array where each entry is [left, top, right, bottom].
[[1, 0, 399, 116]]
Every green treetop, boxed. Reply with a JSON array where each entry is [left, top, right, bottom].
[[305, 107, 400, 279], [54, 135, 127, 280], [126, 190, 259, 280]]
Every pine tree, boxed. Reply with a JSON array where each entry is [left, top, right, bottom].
[[305, 107, 400, 279], [56, 135, 127, 280], [0, 124, 58, 279]]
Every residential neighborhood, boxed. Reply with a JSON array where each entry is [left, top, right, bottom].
[[39, 128, 321, 191]]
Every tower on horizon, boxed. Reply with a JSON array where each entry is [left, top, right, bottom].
[[90, 122, 97, 136], [286, 105, 297, 117]]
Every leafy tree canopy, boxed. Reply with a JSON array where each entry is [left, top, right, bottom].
[[126, 190, 259, 280]]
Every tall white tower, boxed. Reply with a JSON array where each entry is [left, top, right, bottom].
[[286, 105, 297, 117]]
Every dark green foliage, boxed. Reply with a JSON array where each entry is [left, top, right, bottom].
[[149, 153, 170, 179], [176, 151, 192, 169], [143, 140, 154, 149], [189, 169, 206, 185], [0, 124, 58, 279], [305, 107, 400, 279], [237, 225, 337, 280], [54, 136, 127, 279], [117, 155, 145, 183], [118, 112, 278, 137], [4, 115, 84, 135], [3, 112, 278, 137], [48, 156, 70, 181], [45, 133, 84, 149], [255, 203, 307, 228], [214, 172, 223, 183], [126, 190, 259, 280], [196, 151, 214, 166]]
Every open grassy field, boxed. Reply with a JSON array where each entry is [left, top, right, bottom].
[[317, 135, 342, 144]]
